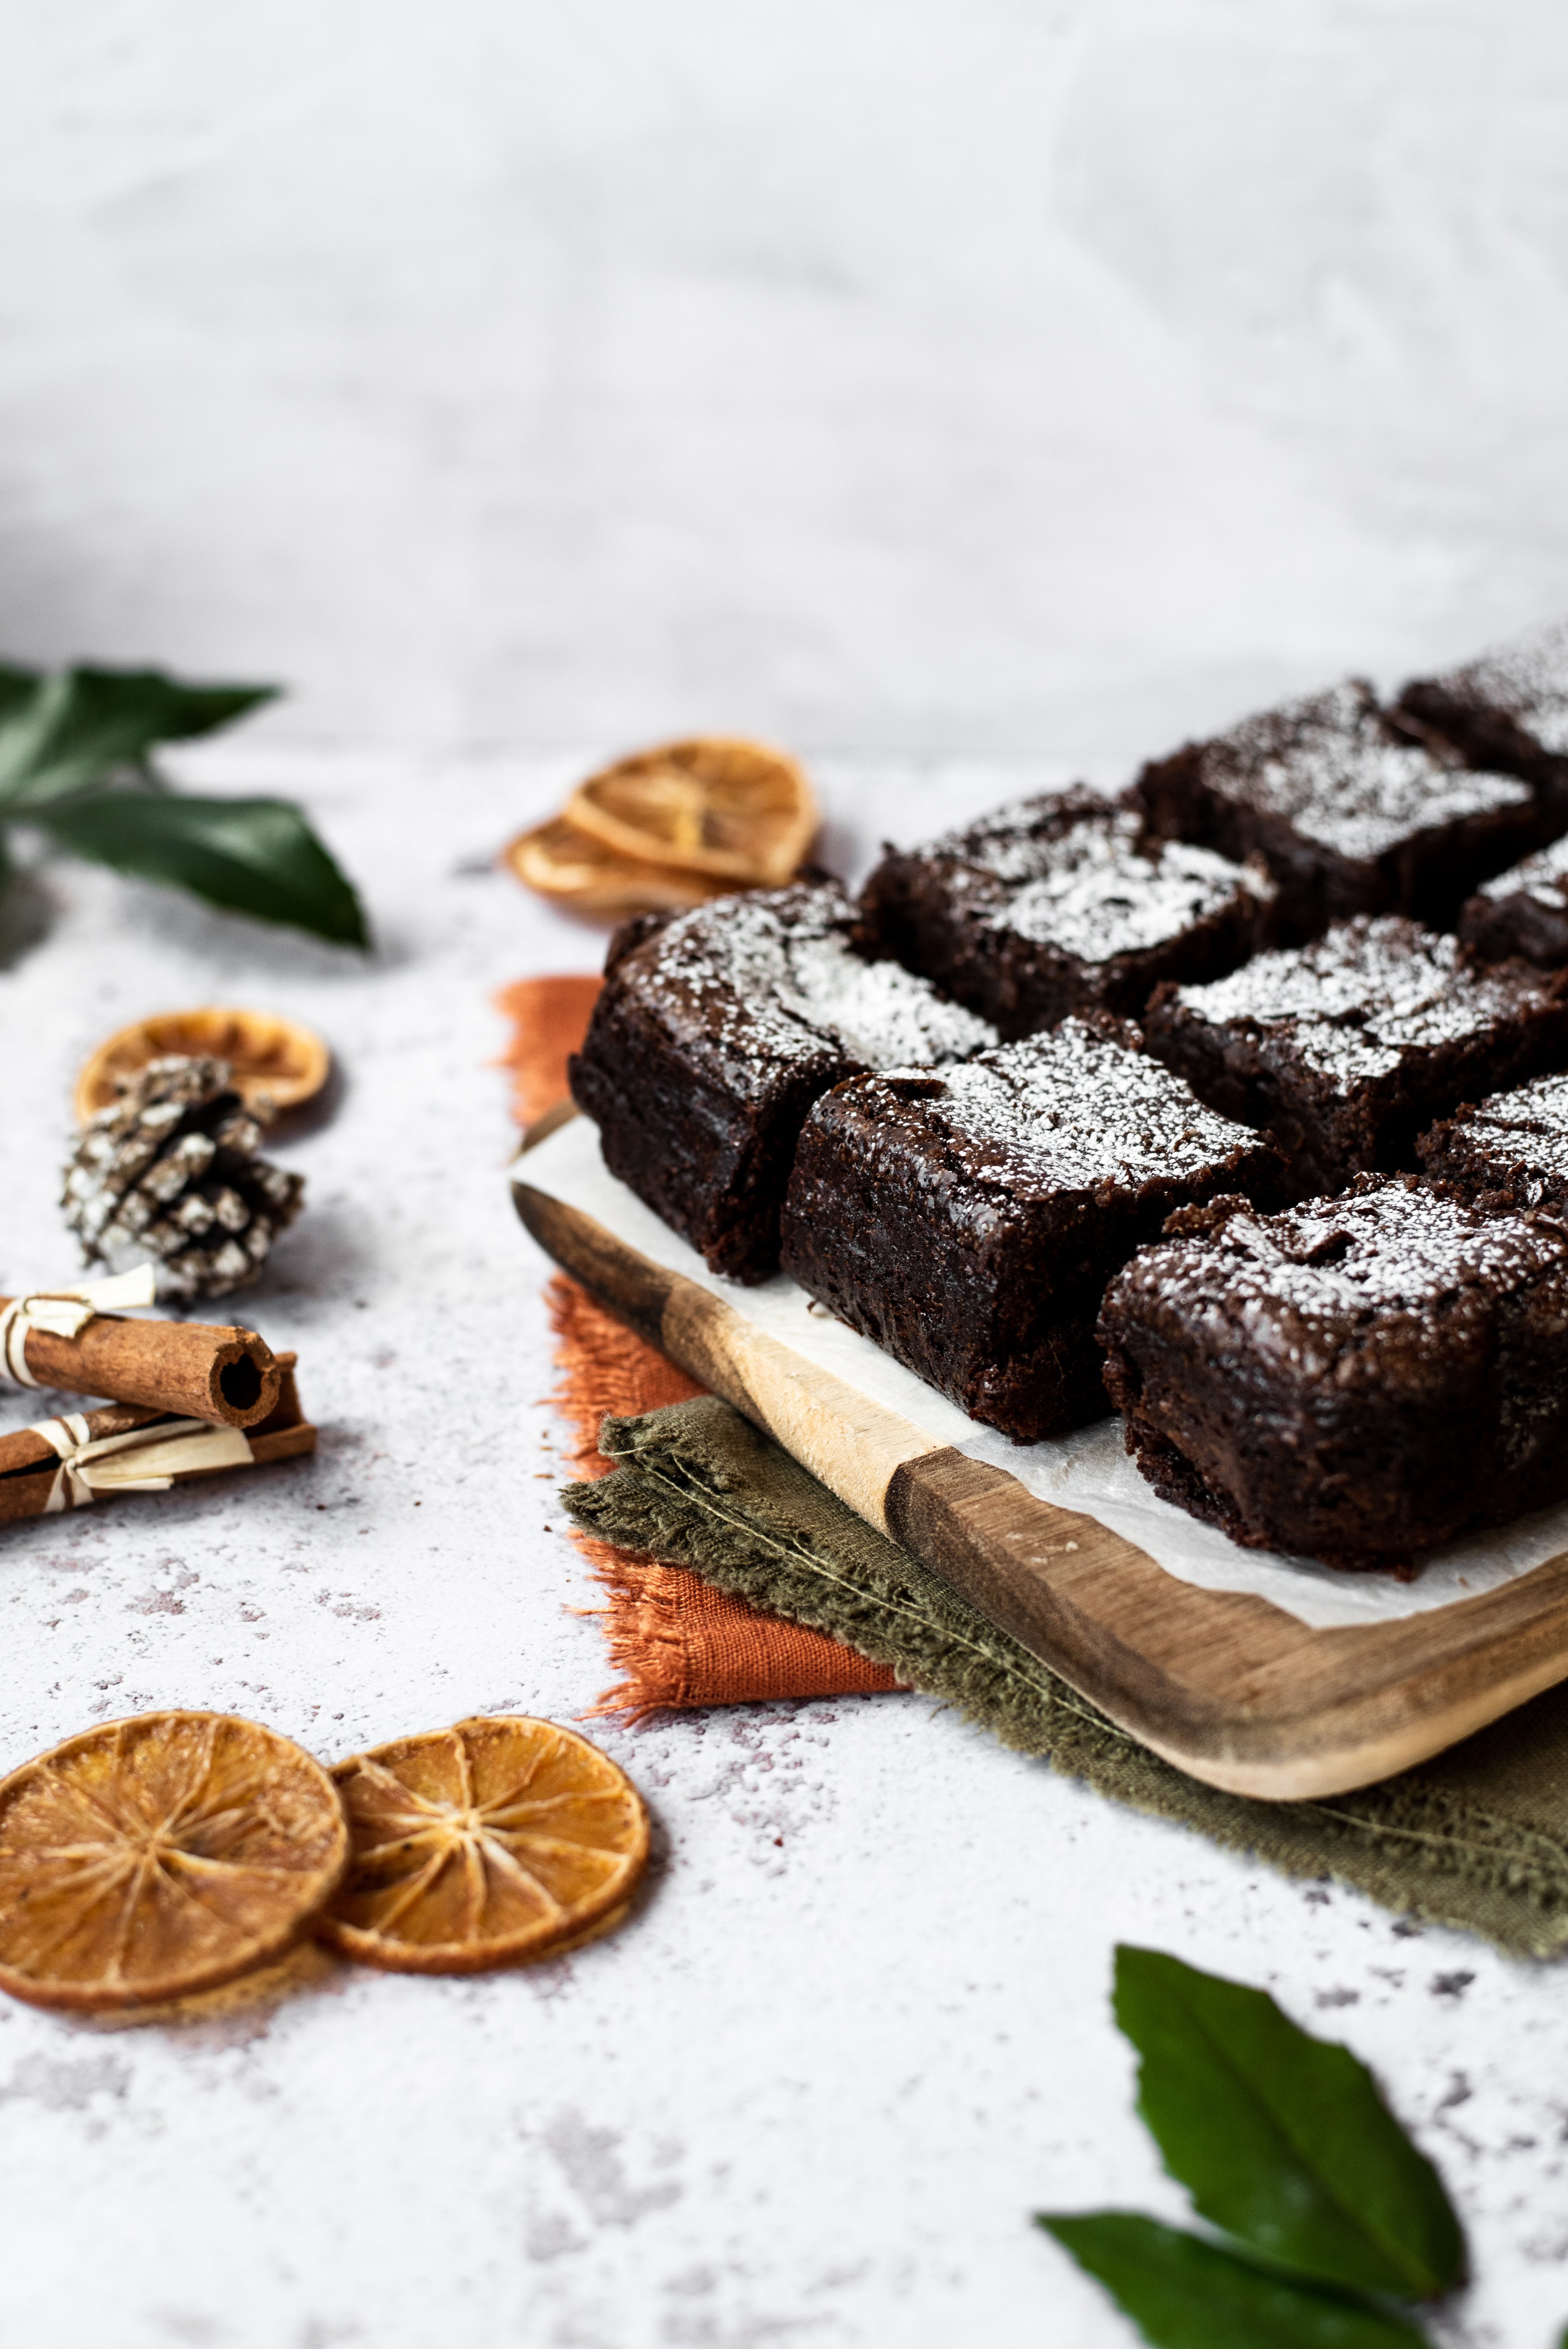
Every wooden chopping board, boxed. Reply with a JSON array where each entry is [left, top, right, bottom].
[[513, 1109, 1568, 1803]]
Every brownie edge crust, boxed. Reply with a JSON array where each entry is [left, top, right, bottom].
[[1097, 1180, 1568, 1573], [569, 882, 995, 1283], [779, 1019, 1279, 1444]]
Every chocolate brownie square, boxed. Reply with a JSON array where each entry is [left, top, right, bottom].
[[1396, 619, 1568, 816], [1143, 915, 1568, 1192], [1458, 832, 1568, 967], [777, 1017, 1279, 1443], [568, 882, 996, 1284], [858, 786, 1276, 1039], [1131, 677, 1547, 935], [1098, 1179, 1568, 1572], [1419, 1069, 1568, 1218]]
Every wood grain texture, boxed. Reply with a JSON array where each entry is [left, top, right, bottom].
[[513, 1171, 1568, 1800]]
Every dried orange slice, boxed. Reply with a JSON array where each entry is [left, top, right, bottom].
[[504, 813, 731, 918], [565, 736, 818, 887], [320, 1715, 648, 1974], [0, 1712, 349, 2012], [75, 1008, 330, 1124]]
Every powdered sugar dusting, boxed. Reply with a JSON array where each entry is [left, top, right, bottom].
[[923, 792, 1271, 959], [625, 881, 995, 1082], [1205, 678, 1529, 859], [1441, 618, 1568, 758], [1172, 915, 1545, 1085], [1435, 1069, 1568, 1198], [1480, 828, 1568, 907], [1135, 1182, 1566, 1327], [885, 1018, 1261, 1198], [780, 934, 994, 1064]]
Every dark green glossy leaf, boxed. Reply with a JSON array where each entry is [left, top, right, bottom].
[[35, 788, 369, 947], [0, 664, 277, 809], [1114, 1949, 1463, 2301], [0, 662, 38, 721], [1039, 2214, 1428, 2349]]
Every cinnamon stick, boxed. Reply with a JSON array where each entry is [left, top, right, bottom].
[[0, 1355, 316, 1527], [0, 1300, 281, 1426]]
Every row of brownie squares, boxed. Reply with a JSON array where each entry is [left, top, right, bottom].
[[573, 839, 1568, 1300], [572, 887, 1568, 1569], [568, 623, 1568, 1568]]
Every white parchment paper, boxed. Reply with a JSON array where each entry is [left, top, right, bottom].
[[518, 1115, 1568, 1632]]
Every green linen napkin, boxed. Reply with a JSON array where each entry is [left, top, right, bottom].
[[565, 1396, 1568, 1960]]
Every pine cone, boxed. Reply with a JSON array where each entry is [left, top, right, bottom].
[[62, 1056, 306, 1302]]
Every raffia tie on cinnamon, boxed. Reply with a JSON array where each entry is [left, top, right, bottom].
[[0, 1266, 156, 1386], [0, 1265, 280, 1427], [28, 1414, 254, 1513], [0, 1362, 317, 1529]]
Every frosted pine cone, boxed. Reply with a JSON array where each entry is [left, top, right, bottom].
[[62, 1055, 305, 1302]]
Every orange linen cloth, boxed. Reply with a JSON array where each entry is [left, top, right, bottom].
[[499, 973, 899, 1714]]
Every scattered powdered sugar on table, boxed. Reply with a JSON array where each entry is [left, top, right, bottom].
[[1207, 677, 1529, 859], [1171, 914, 1546, 1084], [630, 880, 995, 1074], [894, 1017, 1259, 1194], [1479, 827, 1568, 905]]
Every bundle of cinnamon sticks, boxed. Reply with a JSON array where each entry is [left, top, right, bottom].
[[0, 1273, 315, 1525]]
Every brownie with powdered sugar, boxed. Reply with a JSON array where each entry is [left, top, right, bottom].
[[1396, 619, 1568, 817], [1458, 832, 1568, 967], [777, 1017, 1279, 1443], [858, 787, 1276, 1039], [1143, 915, 1568, 1192], [1419, 1068, 1568, 1220], [1131, 677, 1549, 936], [1098, 1178, 1568, 1572], [568, 881, 997, 1283]]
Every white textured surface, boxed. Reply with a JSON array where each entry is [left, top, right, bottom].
[[1, 752, 1567, 2349], [4, 3, 1568, 757]]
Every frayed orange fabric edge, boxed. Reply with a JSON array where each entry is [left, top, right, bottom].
[[494, 973, 602, 1127], [500, 972, 899, 1716], [544, 1270, 899, 1716]]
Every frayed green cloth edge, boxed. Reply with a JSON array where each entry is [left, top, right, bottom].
[[565, 1395, 1568, 1961]]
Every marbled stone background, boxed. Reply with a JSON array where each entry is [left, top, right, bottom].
[[3, 1, 1568, 760]]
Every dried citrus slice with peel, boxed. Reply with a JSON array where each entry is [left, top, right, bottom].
[[320, 1715, 648, 1974], [504, 814, 731, 917], [565, 736, 818, 887], [75, 1008, 331, 1124], [0, 1711, 349, 2012]]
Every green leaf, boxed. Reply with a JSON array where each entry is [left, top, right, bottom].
[[34, 787, 369, 947], [1039, 2214, 1429, 2349], [0, 662, 39, 723], [0, 663, 277, 810], [1113, 1949, 1463, 2301]]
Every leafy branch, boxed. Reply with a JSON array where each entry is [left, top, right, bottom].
[[1040, 1947, 1467, 2347], [0, 662, 368, 948]]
